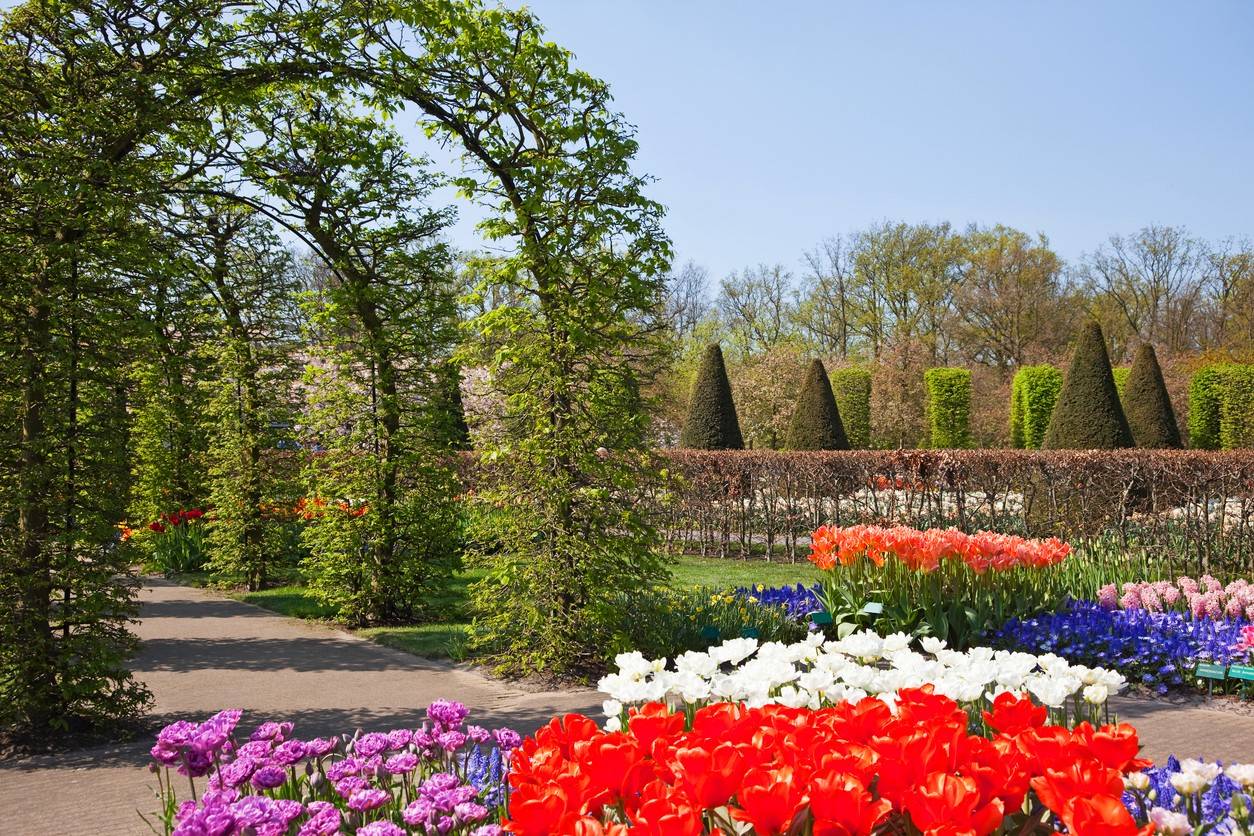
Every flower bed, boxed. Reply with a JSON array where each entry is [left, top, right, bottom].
[[597, 632, 1124, 729], [145, 700, 518, 835], [1099, 576, 1254, 620], [735, 583, 822, 621], [805, 523, 1072, 647], [503, 690, 1154, 835], [993, 602, 1252, 693], [1125, 757, 1254, 835]]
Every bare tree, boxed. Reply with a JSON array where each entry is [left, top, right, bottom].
[[663, 260, 711, 342], [1081, 226, 1209, 358], [717, 264, 798, 357], [798, 236, 857, 359]]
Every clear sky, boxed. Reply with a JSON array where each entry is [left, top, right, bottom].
[[442, 1, 1254, 282]]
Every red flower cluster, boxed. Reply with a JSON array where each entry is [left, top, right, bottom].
[[148, 507, 205, 533], [503, 690, 1151, 836], [808, 524, 1070, 574]]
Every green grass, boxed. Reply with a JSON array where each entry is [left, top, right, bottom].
[[668, 555, 821, 589], [191, 554, 811, 661]]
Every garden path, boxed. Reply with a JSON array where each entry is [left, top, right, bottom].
[[0, 579, 601, 836], [3, 581, 1254, 835]]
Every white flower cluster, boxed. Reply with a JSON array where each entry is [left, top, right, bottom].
[[598, 631, 1126, 729], [1129, 760, 1254, 836]]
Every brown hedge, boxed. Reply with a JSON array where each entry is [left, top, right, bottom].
[[458, 449, 1254, 573]]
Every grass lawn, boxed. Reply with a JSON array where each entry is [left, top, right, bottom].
[[198, 554, 816, 660]]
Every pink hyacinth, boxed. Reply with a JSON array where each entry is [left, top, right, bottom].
[[1119, 590, 1142, 611]]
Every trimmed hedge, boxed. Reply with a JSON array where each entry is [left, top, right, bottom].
[[785, 359, 849, 450], [828, 366, 872, 449], [923, 367, 972, 448], [679, 344, 743, 449], [1189, 364, 1229, 450], [1220, 365, 1254, 450], [1123, 344, 1181, 449], [1189, 364, 1254, 450], [1043, 321, 1133, 450], [1009, 365, 1062, 450]]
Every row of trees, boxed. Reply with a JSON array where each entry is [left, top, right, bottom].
[[676, 324, 1188, 454], [1, 0, 669, 735], [668, 223, 1254, 367]]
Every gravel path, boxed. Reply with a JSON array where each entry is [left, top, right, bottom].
[[3, 580, 1253, 835]]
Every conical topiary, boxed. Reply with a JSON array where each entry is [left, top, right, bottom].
[[785, 359, 849, 450], [1122, 344, 1182, 449], [1042, 321, 1133, 449], [679, 344, 744, 449]]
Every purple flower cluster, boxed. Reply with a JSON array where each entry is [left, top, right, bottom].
[[145, 700, 520, 835]]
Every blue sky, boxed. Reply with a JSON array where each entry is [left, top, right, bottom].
[[442, 1, 1254, 281]]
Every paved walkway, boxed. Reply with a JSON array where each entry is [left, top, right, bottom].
[[3, 581, 1254, 835], [0, 580, 600, 835]]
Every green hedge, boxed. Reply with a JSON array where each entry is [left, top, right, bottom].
[[828, 366, 872, 449], [924, 367, 972, 449], [1220, 365, 1254, 450], [1189, 365, 1230, 450], [1009, 365, 1062, 449]]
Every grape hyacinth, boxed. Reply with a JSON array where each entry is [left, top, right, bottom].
[[993, 601, 1251, 694], [142, 700, 521, 835]]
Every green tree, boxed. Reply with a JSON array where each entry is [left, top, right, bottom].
[[680, 344, 744, 449], [1122, 344, 1182, 449], [785, 359, 849, 450], [1042, 322, 1133, 450]]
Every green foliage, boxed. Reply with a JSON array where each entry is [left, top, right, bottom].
[[828, 366, 873, 449], [1189, 365, 1228, 449], [1009, 365, 1062, 449], [923, 367, 972, 448], [594, 587, 805, 661], [679, 344, 744, 449], [1220, 365, 1254, 450], [1112, 367, 1130, 403], [1042, 321, 1133, 449], [430, 361, 471, 451], [785, 359, 849, 450], [1122, 344, 1182, 449]]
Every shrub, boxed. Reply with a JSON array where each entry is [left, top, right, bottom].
[[923, 367, 972, 448], [679, 344, 744, 449], [594, 586, 806, 661], [1220, 365, 1254, 450], [784, 359, 849, 450], [1189, 364, 1229, 450], [828, 366, 872, 449], [1123, 344, 1182, 449], [1042, 321, 1133, 449], [1009, 365, 1062, 449]]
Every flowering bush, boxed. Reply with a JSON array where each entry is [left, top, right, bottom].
[[597, 632, 1124, 730], [502, 689, 1155, 835], [806, 523, 1071, 646], [994, 602, 1251, 694], [1124, 757, 1254, 835], [1098, 576, 1254, 621], [143, 700, 519, 835]]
